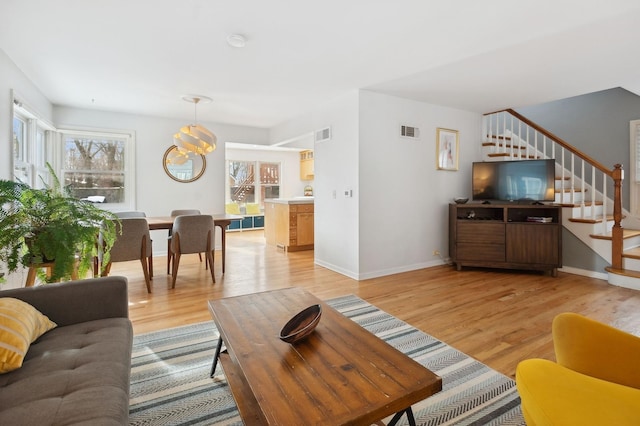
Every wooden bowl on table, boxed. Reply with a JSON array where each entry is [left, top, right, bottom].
[[279, 304, 322, 343]]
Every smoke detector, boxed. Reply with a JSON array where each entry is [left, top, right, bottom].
[[227, 34, 246, 48]]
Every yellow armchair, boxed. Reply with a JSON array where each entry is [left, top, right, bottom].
[[516, 313, 640, 425]]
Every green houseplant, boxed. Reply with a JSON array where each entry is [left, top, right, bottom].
[[0, 164, 119, 283]]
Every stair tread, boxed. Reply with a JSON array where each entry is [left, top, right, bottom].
[[485, 135, 513, 141], [559, 201, 603, 207], [488, 153, 540, 159], [605, 266, 640, 279], [482, 142, 524, 149], [558, 188, 586, 193], [570, 214, 613, 224], [623, 246, 640, 260], [590, 229, 640, 240]]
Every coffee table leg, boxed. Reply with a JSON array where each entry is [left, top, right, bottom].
[[210, 336, 224, 377], [387, 407, 416, 426]]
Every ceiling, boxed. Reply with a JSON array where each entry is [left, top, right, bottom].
[[2, 0, 640, 129]]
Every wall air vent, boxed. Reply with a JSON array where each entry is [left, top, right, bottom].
[[315, 127, 331, 143], [400, 125, 420, 139]]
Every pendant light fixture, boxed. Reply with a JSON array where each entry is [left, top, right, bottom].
[[174, 95, 217, 155]]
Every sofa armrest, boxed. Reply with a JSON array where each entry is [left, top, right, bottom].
[[0, 276, 129, 327], [553, 312, 640, 389]]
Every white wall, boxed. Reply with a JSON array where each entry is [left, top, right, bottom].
[[271, 90, 483, 280], [313, 91, 361, 278], [271, 91, 361, 278], [0, 49, 53, 180], [53, 106, 269, 255], [358, 91, 482, 279]]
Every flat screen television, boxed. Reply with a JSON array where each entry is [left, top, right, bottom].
[[472, 159, 556, 202]]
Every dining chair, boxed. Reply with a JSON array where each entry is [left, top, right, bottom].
[[167, 209, 203, 274], [111, 211, 152, 277], [170, 214, 215, 288], [115, 211, 147, 218], [102, 217, 153, 292]]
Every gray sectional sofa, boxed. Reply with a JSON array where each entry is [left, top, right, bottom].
[[0, 276, 133, 425]]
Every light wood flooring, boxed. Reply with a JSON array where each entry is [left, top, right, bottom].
[[117, 230, 640, 379]]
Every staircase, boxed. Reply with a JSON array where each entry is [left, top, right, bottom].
[[483, 109, 640, 290]]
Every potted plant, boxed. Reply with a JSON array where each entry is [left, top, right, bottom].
[[0, 164, 119, 283]]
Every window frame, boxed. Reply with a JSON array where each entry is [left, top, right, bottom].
[[12, 99, 55, 188], [58, 128, 137, 211], [226, 159, 281, 212]]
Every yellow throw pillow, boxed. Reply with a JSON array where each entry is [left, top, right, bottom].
[[0, 298, 57, 374]]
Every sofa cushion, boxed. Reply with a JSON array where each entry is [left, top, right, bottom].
[[0, 317, 133, 425], [0, 297, 57, 374]]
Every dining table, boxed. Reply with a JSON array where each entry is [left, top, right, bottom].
[[146, 214, 242, 274]]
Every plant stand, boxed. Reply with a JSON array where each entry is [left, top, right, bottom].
[[25, 261, 79, 287]]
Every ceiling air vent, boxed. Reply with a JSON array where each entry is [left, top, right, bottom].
[[315, 127, 331, 143], [401, 125, 420, 139]]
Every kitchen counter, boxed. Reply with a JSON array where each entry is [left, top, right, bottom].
[[267, 197, 314, 205], [264, 199, 314, 251]]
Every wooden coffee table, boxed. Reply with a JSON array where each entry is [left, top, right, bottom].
[[208, 287, 442, 425]]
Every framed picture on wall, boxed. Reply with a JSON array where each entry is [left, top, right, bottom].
[[436, 128, 459, 171]]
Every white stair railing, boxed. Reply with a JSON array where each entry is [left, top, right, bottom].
[[483, 109, 625, 270]]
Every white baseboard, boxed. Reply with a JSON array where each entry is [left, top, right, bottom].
[[558, 266, 608, 281], [314, 259, 446, 281]]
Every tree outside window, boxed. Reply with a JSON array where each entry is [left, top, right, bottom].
[[62, 135, 127, 204]]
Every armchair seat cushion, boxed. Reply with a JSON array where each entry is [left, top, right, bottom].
[[516, 358, 640, 426], [0, 317, 132, 425]]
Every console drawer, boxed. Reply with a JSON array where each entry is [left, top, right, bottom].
[[457, 243, 505, 262], [457, 222, 504, 244]]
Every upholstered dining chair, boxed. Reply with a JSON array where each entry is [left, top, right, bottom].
[[115, 211, 147, 218], [167, 209, 203, 274], [170, 214, 215, 288], [102, 217, 153, 292], [91, 212, 146, 277], [110, 211, 152, 277]]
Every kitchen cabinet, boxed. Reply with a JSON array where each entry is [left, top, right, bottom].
[[449, 203, 562, 276], [300, 150, 314, 180], [265, 200, 314, 251]]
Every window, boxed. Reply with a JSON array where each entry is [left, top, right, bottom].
[[12, 114, 29, 183], [11, 94, 133, 210], [228, 161, 255, 205], [227, 160, 280, 212], [60, 130, 135, 209], [12, 100, 54, 188], [260, 162, 280, 201]]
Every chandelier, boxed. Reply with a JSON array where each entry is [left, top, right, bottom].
[[174, 95, 217, 155]]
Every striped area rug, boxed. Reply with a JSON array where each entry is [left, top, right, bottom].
[[129, 295, 524, 425]]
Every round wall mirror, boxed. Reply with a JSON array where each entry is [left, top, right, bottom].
[[163, 146, 206, 183]]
